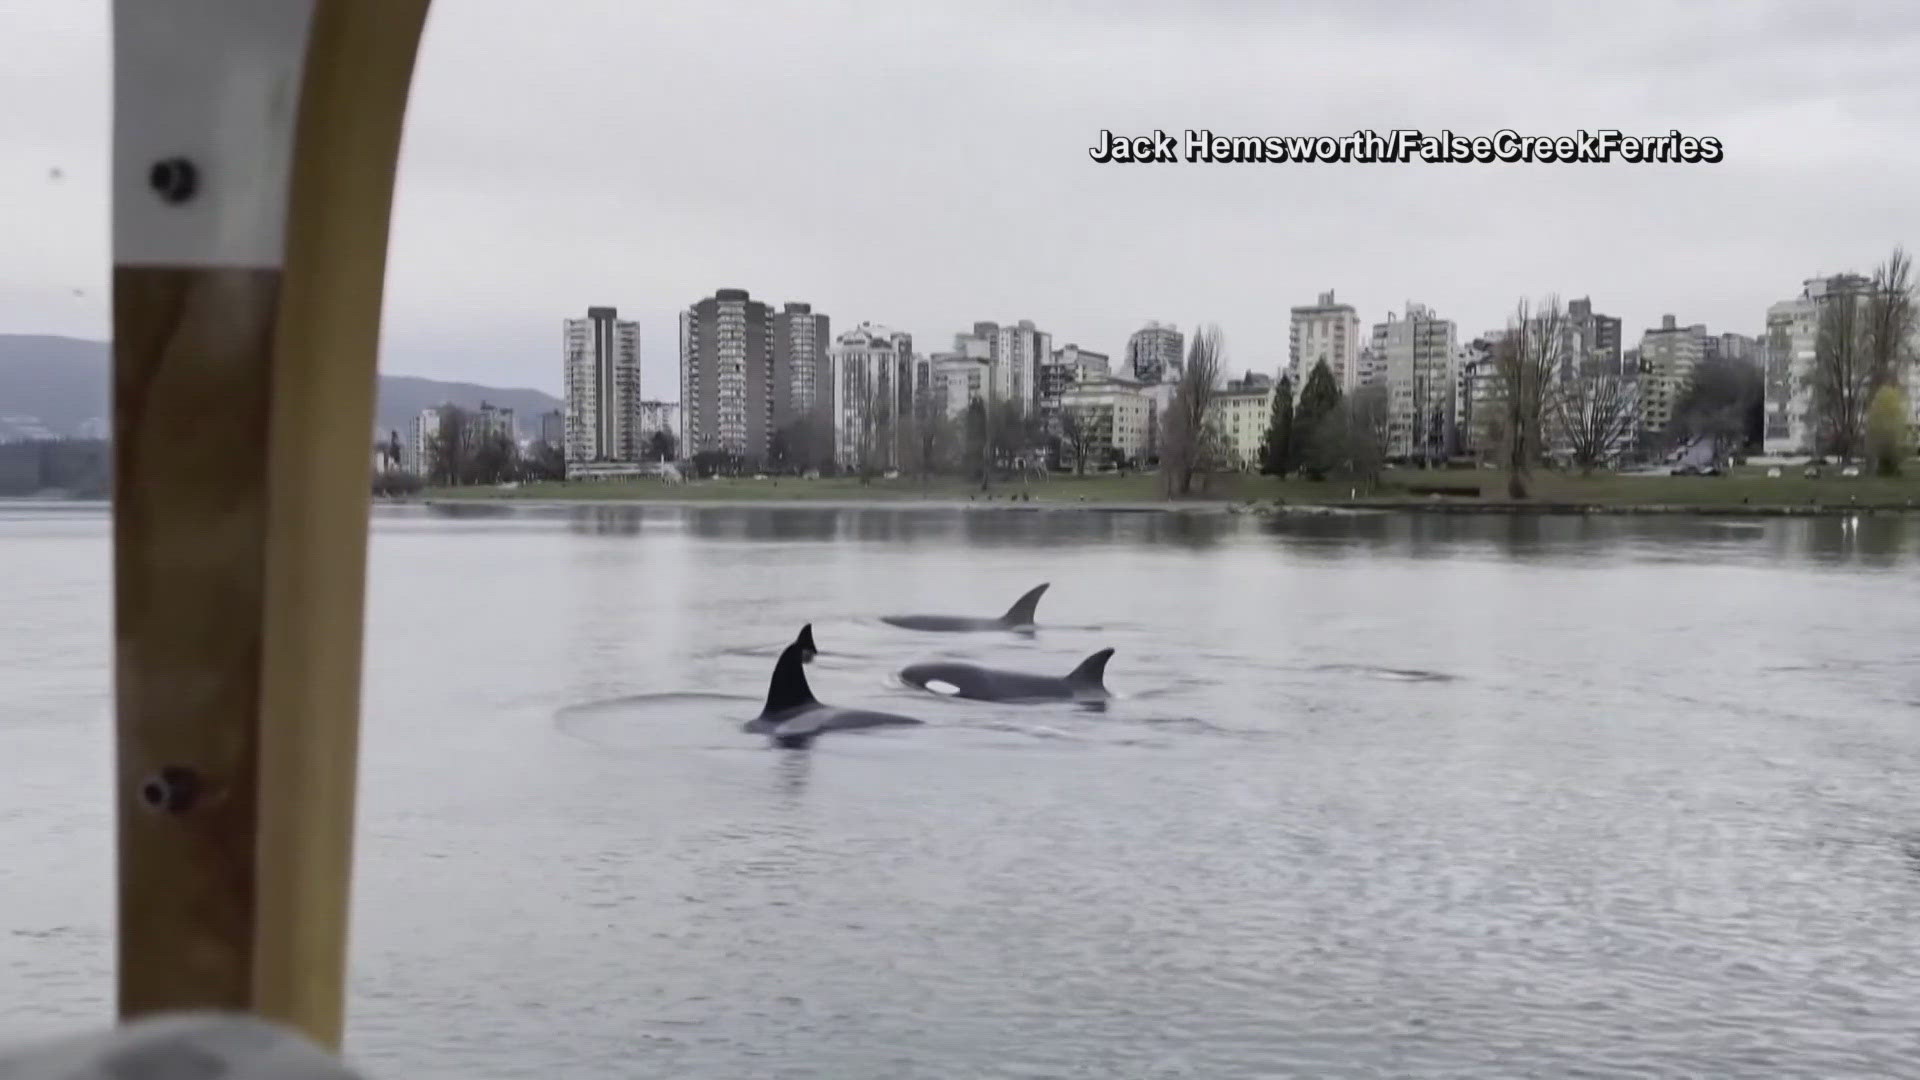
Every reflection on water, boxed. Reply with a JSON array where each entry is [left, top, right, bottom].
[[419, 498, 1920, 563], [4, 504, 1920, 1078]]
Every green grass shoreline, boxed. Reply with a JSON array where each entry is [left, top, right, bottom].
[[417, 467, 1920, 515]]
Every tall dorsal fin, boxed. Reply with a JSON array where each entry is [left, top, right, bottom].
[[795, 623, 818, 659], [998, 583, 1049, 627], [760, 635, 818, 717], [1064, 647, 1114, 691]]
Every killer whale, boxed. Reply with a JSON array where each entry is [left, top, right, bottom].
[[881, 583, 1049, 633], [900, 647, 1114, 704], [743, 625, 922, 747], [794, 623, 818, 663]]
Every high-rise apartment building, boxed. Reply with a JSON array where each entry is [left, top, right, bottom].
[[1289, 291, 1361, 392], [949, 320, 1050, 412], [677, 289, 828, 465], [1454, 333, 1505, 459], [1371, 303, 1458, 460], [1763, 273, 1874, 454], [772, 302, 830, 433], [931, 354, 991, 419], [562, 307, 642, 471], [996, 321, 1050, 410], [1637, 314, 1708, 441], [680, 289, 770, 463], [1565, 297, 1624, 378], [1127, 322, 1184, 384], [829, 322, 916, 470]]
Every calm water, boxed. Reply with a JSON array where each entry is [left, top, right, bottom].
[[4, 502, 1920, 1078]]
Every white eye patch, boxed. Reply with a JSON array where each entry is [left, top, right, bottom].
[[925, 679, 961, 696]]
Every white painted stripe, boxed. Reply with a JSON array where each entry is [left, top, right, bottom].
[[113, 0, 317, 268]]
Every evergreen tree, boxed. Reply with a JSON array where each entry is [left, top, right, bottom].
[[1291, 360, 1343, 479], [1259, 374, 1294, 476]]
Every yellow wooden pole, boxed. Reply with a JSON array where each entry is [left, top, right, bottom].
[[110, 0, 428, 1049]]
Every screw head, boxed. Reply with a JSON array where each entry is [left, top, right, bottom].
[[138, 766, 202, 815], [148, 158, 198, 204]]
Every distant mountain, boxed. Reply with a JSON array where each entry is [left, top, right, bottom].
[[0, 335, 107, 436], [370, 375, 562, 440], [0, 335, 562, 439]]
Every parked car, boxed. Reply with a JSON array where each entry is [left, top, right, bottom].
[[1766, 466, 1783, 478], [1841, 464, 1861, 478]]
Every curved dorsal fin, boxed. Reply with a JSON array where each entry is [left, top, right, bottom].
[[998, 582, 1049, 627], [760, 635, 818, 716], [1064, 647, 1114, 690]]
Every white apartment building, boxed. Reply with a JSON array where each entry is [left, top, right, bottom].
[[1059, 377, 1151, 466], [994, 320, 1050, 410], [829, 322, 915, 470], [1371, 303, 1459, 460], [1289, 290, 1362, 393], [1207, 383, 1274, 470], [408, 408, 439, 476], [950, 320, 1050, 412], [563, 306, 642, 470]]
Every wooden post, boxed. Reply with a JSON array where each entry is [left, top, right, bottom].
[[110, 0, 428, 1050]]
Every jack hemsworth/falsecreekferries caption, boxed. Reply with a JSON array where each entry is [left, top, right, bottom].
[[1089, 129, 1724, 165]]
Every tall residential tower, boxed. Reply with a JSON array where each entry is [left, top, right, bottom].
[[1127, 321, 1184, 384], [562, 307, 642, 471], [1288, 292, 1361, 392]]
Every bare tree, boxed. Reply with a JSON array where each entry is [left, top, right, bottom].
[[1347, 384, 1391, 485], [427, 405, 473, 485], [1863, 246, 1917, 392], [854, 391, 890, 484], [1810, 280, 1871, 461], [1548, 362, 1638, 475], [907, 401, 952, 486], [1494, 297, 1565, 498], [1056, 407, 1091, 477], [1159, 324, 1224, 498]]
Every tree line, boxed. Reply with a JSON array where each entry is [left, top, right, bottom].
[[372, 404, 680, 493]]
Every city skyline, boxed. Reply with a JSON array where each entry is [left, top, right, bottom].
[[7, 3, 1920, 399]]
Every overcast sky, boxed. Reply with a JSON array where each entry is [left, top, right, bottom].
[[6, 0, 1920, 399]]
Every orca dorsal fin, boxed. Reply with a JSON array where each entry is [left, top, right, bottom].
[[796, 622, 818, 658], [998, 583, 1049, 627], [760, 635, 819, 716], [1064, 647, 1114, 691]]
